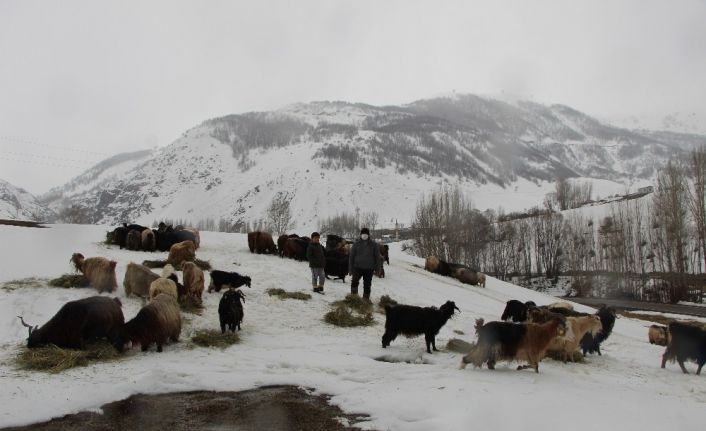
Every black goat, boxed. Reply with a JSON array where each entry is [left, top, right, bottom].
[[382, 300, 460, 353], [208, 270, 252, 293], [661, 321, 706, 374], [500, 300, 540, 322], [324, 250, 348, 282], [580, 305, 616, 356], [219, 289, 245, 333]]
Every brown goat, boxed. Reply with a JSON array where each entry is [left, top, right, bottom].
[[112, 293, 181, 353], [425, 256, 440, 273], [70, 253, 118, 293], [461, 317, 566, 373], [123, 262, 160, 298], [181, 261, 204, 303], [547, 315, 602, 362], [167, 240, 196, 266], [649, 324, 670, 346]]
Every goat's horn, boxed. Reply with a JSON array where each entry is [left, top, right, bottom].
[[454, 305, 461, 312], [17, 316, 35, 336]]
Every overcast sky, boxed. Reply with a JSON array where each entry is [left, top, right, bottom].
[[2, 0, 706, 194]]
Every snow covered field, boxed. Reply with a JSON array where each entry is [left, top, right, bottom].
[[1, 224, 705, 430]]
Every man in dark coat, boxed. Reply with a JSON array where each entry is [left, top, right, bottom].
[[348, 228, 383, 299], [306, 232, 326, 293]]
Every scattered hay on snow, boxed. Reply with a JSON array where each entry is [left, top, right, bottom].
[[16, 342, 120, 373], [179, 296, 205, 315], [332, 294, 373, 315], [546, 350, 586, 363], [191, 329, 240, 348], [324, 305, 375, 328], [48, 274, 91, 288], [266, 288, 311, 301], [446, 338, 475, 354]]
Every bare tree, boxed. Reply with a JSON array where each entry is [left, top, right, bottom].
[[687, 146, 706, 274], [361, 211, 379, 232], [266, 193, 293, 234]]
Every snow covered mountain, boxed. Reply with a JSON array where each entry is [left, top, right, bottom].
[[46, 94, 706, 228], [0, 179, 56, 221]]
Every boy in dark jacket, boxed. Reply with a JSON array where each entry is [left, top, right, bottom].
[[348, 228, 382, 299], [306, 232, 326, 293]]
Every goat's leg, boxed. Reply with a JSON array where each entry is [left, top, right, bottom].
[[431, 335, 438, 352], [696, 360, 704, 375], [596, 346, 602, 356], [425, 334, 432, 354], [661, 349, 670, 369], [677, 358, 689, 374], [487, 359, 496, 370], [220, 322, 226, 334]]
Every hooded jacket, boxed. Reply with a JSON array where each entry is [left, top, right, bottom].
[[349, 237, 382, 272]]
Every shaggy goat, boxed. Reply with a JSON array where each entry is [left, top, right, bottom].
[[547, 301, 574, 311], [649, 324, 669, 346], [208, 270, 252, 293], [167, 240, 196, 266], [20, 296, 124, 349], [126, 229, 142, 251], [141, 229, 156, 252], [661, 321, 706, 374], [149, 277, 178, 301], [181, 261, 205, 302], [547, 315, 602, 362], [381, 300, 460, 354], [460, 317, 566, 373], [71, 253, 118, 293], [123, 262, 160, 298], [112, 293, 181, 353], [219, 289, 245, 333], [580, 306, 617, 356]]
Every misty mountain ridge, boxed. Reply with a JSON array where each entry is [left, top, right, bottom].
[[37, 93, 706, 228]]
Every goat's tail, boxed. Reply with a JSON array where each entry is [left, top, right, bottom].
[[474, 318, 485, 333], [460, 342, 488, 370]]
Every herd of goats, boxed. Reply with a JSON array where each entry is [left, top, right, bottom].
[[14, 224, 706, 376]]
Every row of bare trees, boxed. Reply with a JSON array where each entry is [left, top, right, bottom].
[[411, 147, 706, 303]]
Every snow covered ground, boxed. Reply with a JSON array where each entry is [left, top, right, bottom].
[[1, 224, 705, 430]]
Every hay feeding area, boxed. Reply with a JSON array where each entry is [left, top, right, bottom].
[[332, 294, 373, 314], [16, 342, 120, 373], [324, 305, 375, 328], [266, 288, 312, 301], [191, 329, 240, 348], [179, 296, 205, 315], [142, 259, 212, 271], [445, 338, 475, 354], [1, 277, 49, 291], [48, 274, 91, 288]]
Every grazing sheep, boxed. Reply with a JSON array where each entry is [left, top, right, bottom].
[[580, 306, 617, 356], [141, 229, 156, 252], [123, 262, 160, 298], [460, 317, 567, 373], [208, 270, 252, 293], [149, 277, 178, 301], [547, 315, 602, 362], [167, 240, 196, 266], [661, 321, 706, 374], [20, 296, 124, 349], [126, 229, 142, 251], [219, 289, 246, 333], [70, 253, 118, 293], [649, 324, 670, 346], [112, 293, 181, 353], [381, 300, 460, 354], [181, 261, 205, 302]]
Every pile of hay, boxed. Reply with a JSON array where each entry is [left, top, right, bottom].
[[142, 259, 212, 271], [179, 296, 204, 315], [446, 338, 475, 354], [324, 305, 375, 328], [191, 329, 240, 348], [377, 295, 398, 312], [332, 294, 373, 314], [1, 277, 48, 291], [48, 274, 90, 288], [16, 342, 120, 373], [546, 350, 585, 363], [266, 288, 311, 301]]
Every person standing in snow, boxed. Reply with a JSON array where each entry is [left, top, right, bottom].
[[306, 232, 326, 293], [348, 228, 383, 300]]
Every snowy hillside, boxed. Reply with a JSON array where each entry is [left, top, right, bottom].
[[1, 224, 705, 430], [40, 149, 153, 213], [0, 179, 56, 221], [47, 95, 706, 228]]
